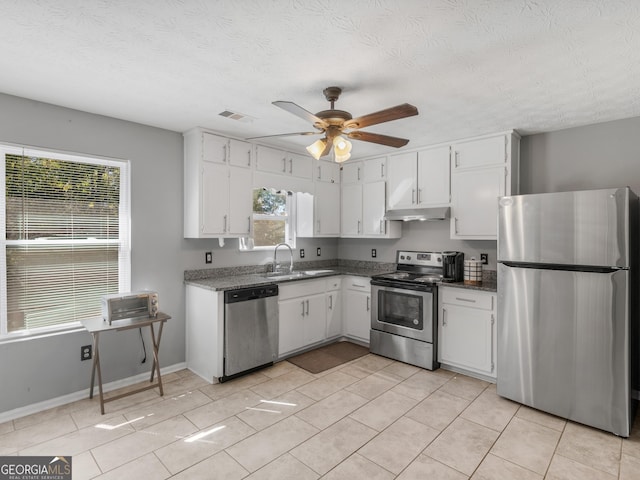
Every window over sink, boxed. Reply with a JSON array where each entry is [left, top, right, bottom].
[[239, 188, 296, 251], [0, 144, 131, 338]]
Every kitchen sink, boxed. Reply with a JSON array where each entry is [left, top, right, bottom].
[[263, 269, 335, 280], [302, 269, 335, 275]]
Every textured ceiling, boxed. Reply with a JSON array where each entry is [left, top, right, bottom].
[[1, 0, 639, 158]]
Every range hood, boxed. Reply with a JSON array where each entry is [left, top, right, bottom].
[[384, 207, 450, 221]]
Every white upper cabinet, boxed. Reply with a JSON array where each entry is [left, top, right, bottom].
[[184, 128, 253, 238], [363, 181, 388, 235], [316, 160, 340, 183], [363, 157, 386, 182], [341, 161, 363, 184], [341, 183, 363, 236], [228, 138, 253, 167], [450, 131, 520, 240], [387, 145, 450, 210], [314, 182, 341, 236], [255, 145, 312, 179]]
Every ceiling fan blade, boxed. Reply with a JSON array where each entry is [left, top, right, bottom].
[[344, 103, 418, 130], [273, 101, 328, 128], [246, 131, 321, 140], [347, 131, 410, 148]]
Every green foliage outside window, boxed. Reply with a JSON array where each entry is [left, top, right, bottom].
[[252, 189, 288, 247]]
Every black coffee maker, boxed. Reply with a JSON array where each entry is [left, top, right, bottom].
[[442, 252, 464, 282]]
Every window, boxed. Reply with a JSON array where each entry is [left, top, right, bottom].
[[0, 145, 130, 338], [239, 188, 295, 250]]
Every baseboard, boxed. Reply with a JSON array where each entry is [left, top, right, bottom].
[[0, 362, 187, 424]]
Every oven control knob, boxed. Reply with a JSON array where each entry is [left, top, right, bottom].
[[413, 319, 419, 325], [406, 255, 411, 260], [400, 255, 405, 260]]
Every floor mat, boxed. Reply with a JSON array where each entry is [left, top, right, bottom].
[[286, 341, 369, 374]]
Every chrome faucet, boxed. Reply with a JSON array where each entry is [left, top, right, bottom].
[[273, 243, 294, 274]]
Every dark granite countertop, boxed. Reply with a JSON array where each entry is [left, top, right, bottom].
[[185, 260, 497, 293]]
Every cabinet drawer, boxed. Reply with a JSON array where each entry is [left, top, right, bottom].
[[441, 288, 493, 310], [345, 277, 371, 291], [278, 278, 326, 301], [326, 276, 342, 291]]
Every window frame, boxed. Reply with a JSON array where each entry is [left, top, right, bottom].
[[0, 143, 131, 340], [239, 188, 296, 251]]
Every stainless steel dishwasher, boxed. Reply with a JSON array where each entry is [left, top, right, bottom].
[[222, 284, 279, 382]]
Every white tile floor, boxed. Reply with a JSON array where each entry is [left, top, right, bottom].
[[2, 353, 640, 479]]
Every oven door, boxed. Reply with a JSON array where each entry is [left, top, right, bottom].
[[371, 283, 434, 342]]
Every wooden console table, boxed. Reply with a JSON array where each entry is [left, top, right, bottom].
[[81, 312, 170, 414]]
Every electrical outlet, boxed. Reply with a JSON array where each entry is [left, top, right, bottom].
[[205, 251, 212, 264], [300, 249, 305, 258], [372, 249, 377, 258], [480, 253, 488, 264], [81, 345, 92, 361], [317, 247, 321, 256]]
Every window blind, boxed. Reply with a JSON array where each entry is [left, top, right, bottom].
[[1, 146, 130, 336]]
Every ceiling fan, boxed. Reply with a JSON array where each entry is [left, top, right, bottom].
[[250, 86, 419, 162]]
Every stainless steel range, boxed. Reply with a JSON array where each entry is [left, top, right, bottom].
[[370, 250, 463, 370]]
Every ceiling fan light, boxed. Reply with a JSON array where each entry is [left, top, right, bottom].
[[333, 135, 352, 163], [306, 138, 327, 160]]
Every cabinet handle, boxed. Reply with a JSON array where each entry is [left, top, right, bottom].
[[491, 313, 495, 372], [357, 167, 361, 181], [357, 220, 361, 234], [418, 188, 422, 204], [442, 308, 447, 325], [247, 149, 251, 166], [301, 301, 305, 316], [454, 151, 460, 167], [412, 189, 416, 204], [318, 166, 322, 180], [305, 299, 309, 315], [289, 158, 293, 174], [247, 216, 251, 233], [366, 296, 370, 311], [455, 297, 476, 303], [282, 158, 287, 173], [454, 217, 459, 234], [352, 282, 366, 288], [329, 295, 333, 310], [381, 163, 384, 178], [223, 215, 227, 233], [223, 144, 227, 163]]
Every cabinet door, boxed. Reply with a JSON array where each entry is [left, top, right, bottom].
[[363, 157, 386, 182], [440, 304, 494, 375], [363, 181, 386, 235], [344, 290, 370, 342], [341, 183, 363, 236], [452, 135, 506, 169], [202, 132, 228, 164], [201, 162, 229, 235], [228, 166, 253, 235], [386, 152, 417, 210], [304, 294, 326, 345], [278, 298, 306, 356], [341, 162, 363, 184], [255, 145, 287, 174], [316, 160, 340, 183], [315, 182, 341, 236], [451, 166, 505, 239], [326, 290, 342, 339], [288, 152, 313, 179], [228, 139, 253, 168], [417, 146, 450, 207]]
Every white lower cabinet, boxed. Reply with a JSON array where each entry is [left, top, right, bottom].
[[438, 286, 497, 380], [278, 277, 347, 357], [342, 276, 371, 343]]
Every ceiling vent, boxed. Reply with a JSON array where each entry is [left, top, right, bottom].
[[219, 110, 254, 123]]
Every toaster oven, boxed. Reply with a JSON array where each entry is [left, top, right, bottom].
[[101, 291, 158, 325]]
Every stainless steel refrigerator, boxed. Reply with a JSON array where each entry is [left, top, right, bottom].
[[497, 187, 638, 436]]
